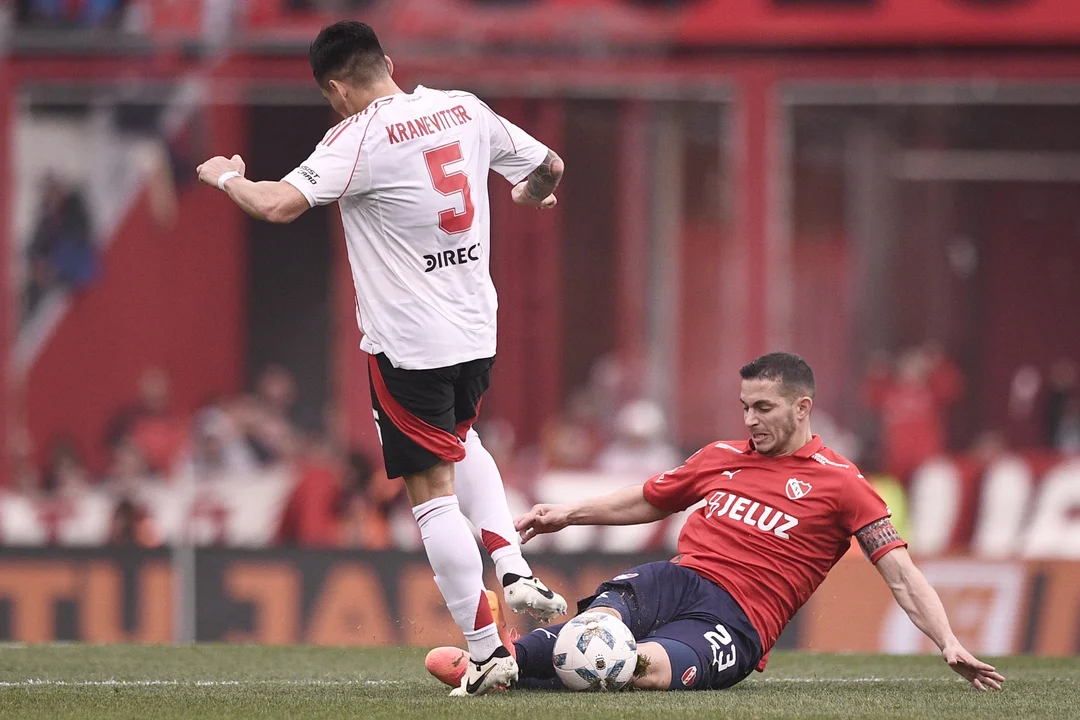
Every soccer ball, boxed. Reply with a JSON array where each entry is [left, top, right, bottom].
[[552, 612, 638, 691]]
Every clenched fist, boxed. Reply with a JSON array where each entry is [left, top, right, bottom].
[[197, 154, 246, 188]]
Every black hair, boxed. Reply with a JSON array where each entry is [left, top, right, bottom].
[[309, 21, 388, 88], [739, 352, 816, 399]]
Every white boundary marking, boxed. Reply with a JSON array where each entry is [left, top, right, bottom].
[[749, 677, 955, 684], [0, 679, 406, 688]]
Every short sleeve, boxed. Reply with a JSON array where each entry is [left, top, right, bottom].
[[642, 447, 715, 513], [479, 101, 549, 184], [840, 472, 892, 536], [282, 119, 370, 207]]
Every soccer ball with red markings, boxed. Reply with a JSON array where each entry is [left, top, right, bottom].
[[552, 612, 638, 691]]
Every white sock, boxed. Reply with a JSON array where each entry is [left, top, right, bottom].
[[412, 495, 501, 660], [455, 429, 533, 582]]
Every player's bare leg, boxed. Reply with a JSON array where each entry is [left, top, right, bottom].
[[455, 428, 567, 620], [627, 642, 672, 690], [406, 462, 517, 696]]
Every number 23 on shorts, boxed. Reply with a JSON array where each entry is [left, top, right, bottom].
[[704, 623, 738, 672]]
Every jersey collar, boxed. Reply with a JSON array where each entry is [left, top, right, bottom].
[[792, 435, 825, 458], [746, 434, 824, 458]]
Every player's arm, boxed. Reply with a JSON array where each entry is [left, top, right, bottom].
[[197, 155, 309, 224], [510, 149, 564, 209], [515, 485, 669, 544], [862, 521, 1005, 691], [479, 96, 565, 210]]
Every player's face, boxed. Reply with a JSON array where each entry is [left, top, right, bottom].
[[740, 379, 798, 456]]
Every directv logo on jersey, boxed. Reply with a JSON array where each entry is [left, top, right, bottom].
[[704, 490, 799, 539], [423, 243, 481, 272]]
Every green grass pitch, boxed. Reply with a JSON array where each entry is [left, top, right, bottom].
[[0, 645, 1074, 719]]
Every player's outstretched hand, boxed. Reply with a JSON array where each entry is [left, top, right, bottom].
[[942, 643, 1005, 691], [510, 181, 558, 210], [515, 503, 571, 544], [197, 155, 246, 188]]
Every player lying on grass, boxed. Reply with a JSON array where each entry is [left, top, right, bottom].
[[197, 21, 566, 697], [427, 352, 1005, 694]]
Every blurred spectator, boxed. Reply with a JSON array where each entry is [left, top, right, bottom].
[[234, 365, 300, 466], [864, 346, 965, 483], [540, 409, 600, 471], [24, 175, 98, 319], [337, 452, 407, 550], [103, 437, 156, 491], [596, 399, 682, 476], [182, 406, 257, 478], [42, 438, 93, 496], [275, 437, 343, 548], [107, 497, 160, 547], [39, 439, 92, 545], [1044, 359, 1080, 453], [16, 0, 131, 29], [573, 353, 649, 442], [107, 368, 188, 474]]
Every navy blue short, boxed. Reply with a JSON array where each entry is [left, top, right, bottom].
[[581, 561, 762, 690]]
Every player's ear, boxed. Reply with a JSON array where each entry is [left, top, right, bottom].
[[796, 396, 813, 420], [385, 55, 394, 77]]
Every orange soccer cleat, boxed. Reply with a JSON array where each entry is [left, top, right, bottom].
[[425, 589, 519, 688]]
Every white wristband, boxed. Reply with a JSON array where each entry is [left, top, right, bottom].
[[217, 171, 242, 190]]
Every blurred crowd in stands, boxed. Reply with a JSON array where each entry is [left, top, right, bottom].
[[15, 0, 133, 30], [23, 175, 98, 321], [7, 344, 1078, 550], [9, 365, 414, 549]]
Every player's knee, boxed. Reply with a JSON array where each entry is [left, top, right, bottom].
[[631, 642, 672, 691], [404, 462, 455, 506]]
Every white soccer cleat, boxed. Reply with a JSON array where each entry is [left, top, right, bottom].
[[502, 574, 568, 621], [448, 647, 519, 697]]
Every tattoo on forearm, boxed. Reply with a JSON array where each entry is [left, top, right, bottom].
[[524, 150, 563, 200], [856, 518, 903, 557]]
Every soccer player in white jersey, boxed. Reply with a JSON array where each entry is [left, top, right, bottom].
[[196, 21, 567, 696]]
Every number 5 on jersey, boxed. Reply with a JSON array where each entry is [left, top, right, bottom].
[[424, 141, 475, 235]]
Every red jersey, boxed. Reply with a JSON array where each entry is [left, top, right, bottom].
[[642, 435, 906, 670]]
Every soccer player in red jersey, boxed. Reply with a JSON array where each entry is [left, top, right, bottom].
[[426, 352, 1005, 692]]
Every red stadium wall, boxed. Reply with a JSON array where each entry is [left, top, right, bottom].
[[24, 104, 249, 474]]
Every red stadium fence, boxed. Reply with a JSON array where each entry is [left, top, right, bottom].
[[0, 549, 1077, 657]]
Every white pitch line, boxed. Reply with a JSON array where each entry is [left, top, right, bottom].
[[0, 679, 405, 688], [751, 677, 1071, 686], [748, 677, 955, 683]]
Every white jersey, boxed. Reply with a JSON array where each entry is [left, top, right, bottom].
[[282, 85, 548, 369]]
